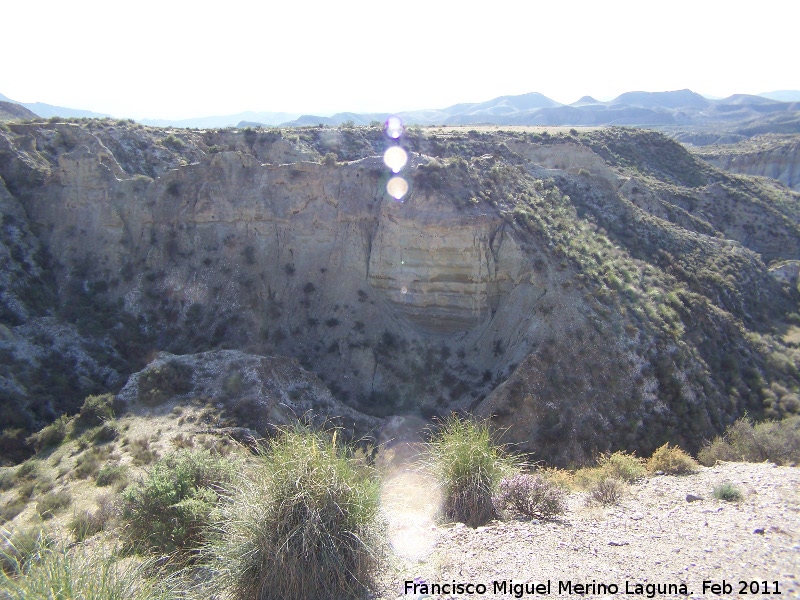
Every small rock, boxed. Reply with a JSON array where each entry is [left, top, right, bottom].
[[608, 540, 630, 546], [654, 470, 665, 475], [686, 494, 703, 502], [753, 527, 766, 535]]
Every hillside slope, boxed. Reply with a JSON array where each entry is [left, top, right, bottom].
[[1, 120, 799, 465]]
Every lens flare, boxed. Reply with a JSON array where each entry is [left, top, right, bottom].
[[401, 286, 408, 295], [383, 146, 408, 173], [386, 116, 403, 139], [386, 176, 408, 200]]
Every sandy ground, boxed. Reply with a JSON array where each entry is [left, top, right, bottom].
[[376, 460, 800, 599]]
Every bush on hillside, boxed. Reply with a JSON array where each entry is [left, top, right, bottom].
[[121, 449, 235, 555], [596, 450, 646, 482]]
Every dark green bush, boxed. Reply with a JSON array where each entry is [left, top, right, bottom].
[[122, 449, 234, 555], [137, 362, 193, 406], [26, 415, 69, 453], [75, 394, 115, 429], [95, 464, 128, 488]]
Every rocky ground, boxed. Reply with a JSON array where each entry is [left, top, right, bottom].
[[376, 461, 800, 599]]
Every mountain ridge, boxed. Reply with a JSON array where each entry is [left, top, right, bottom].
[[3, 90, 800, 135]]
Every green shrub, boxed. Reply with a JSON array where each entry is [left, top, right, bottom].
[[596, 451, 646, 482], [206, 426, 385, 600], [26, 415, 69, 453], [36, 490, 72, 519], [15, 460, 40, 481], [493, 473, 566, 520], [698, 416, 800, 466], [0, 496, 28, 523], [91, 421, 120, 444], [713, 482, 743, 502], [129, 437, 158, 466], [75, 394, 115, 429], [122, 449, 234, 555], [74, 447, 110, 479], [646, 443, 699, 475], [423, 415, 520, 527]]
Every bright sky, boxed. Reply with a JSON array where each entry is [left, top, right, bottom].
[[2, 0, 797, 120]]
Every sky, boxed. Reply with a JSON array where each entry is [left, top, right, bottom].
[[1, 0, 798, 120]]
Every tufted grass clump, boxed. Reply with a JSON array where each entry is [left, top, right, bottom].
[[646, 443, 699, 475], [0, 538, 177, 600], [423, 415, 521, 527], [121, 448, 235, 556], [206, 425, 385, 600]]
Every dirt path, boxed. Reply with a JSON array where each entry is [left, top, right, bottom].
[[377, 462, 800, 599]]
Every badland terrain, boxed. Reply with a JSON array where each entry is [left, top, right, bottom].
[[1, 109, 800, 467]]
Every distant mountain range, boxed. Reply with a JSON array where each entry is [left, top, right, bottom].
[[275, 90, 800, 140], [2, 89, 800, 136]]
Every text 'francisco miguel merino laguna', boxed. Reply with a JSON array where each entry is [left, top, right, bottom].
[[404, 579, 692, 598]]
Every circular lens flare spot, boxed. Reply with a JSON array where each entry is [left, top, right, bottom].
[[386, 116, 403, 139], [383, 146, 408, 173], [401, 286, 408, 295], [386, 176, 408, 200]]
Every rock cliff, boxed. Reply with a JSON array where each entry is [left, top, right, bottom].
[[692, 134, 800, 191], [1, 120, 799, 465]]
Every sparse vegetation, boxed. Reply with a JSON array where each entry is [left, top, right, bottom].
[[698, 416, 800, 466], [587, 477, 626, 505], [35, 490, 72, 519]]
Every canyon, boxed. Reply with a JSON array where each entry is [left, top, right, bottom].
[[1, 120, 800, 465]]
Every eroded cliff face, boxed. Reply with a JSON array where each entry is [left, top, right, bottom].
[[692, 134, 800, 192], [2, 121, 799, 465]]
